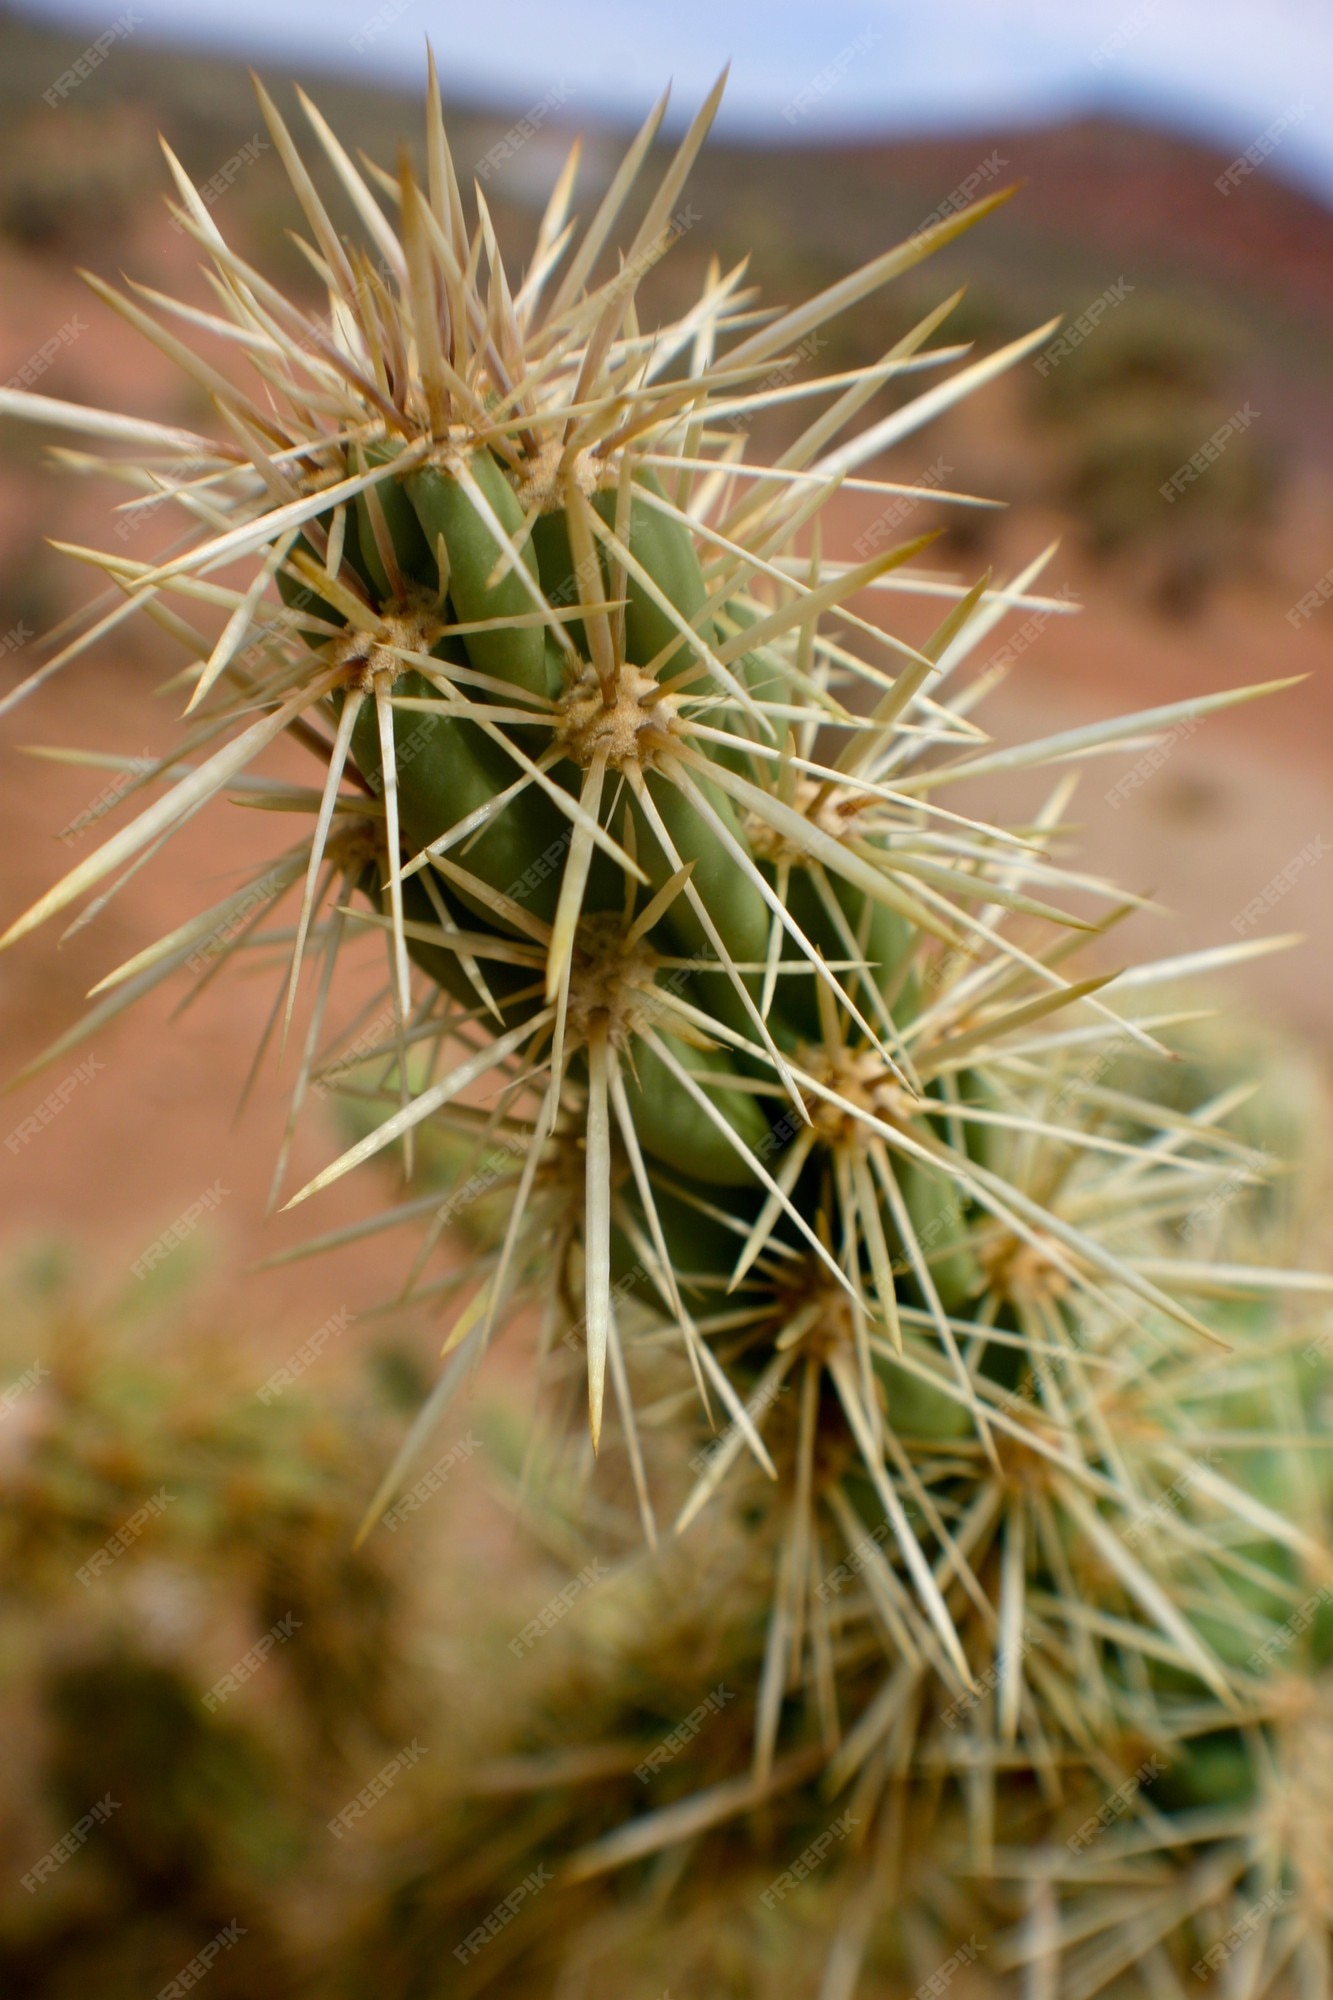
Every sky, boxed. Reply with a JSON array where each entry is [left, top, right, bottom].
[[11, 0, 1333, 204]]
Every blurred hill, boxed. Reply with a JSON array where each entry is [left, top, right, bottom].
[[3, 3, 1332, 618]]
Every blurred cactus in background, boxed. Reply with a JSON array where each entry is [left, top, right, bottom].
[[0, 67, 1330, 1997], [0, 1251, 420, 1997], [1029, 296, 1275, 616]]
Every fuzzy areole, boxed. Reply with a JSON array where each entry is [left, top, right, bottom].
[[0, 57, 1329, 1998]]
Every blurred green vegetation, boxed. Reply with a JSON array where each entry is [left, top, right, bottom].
[[0, 1247, 426, 1997]]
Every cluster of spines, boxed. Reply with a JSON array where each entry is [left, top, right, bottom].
[[1, 64, 1330, 1994]]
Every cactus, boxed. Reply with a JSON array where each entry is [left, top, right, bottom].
[[2, 66, 1331, 1996]]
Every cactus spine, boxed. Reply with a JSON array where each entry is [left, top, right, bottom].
[[1, 62, 1330, 1998]]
